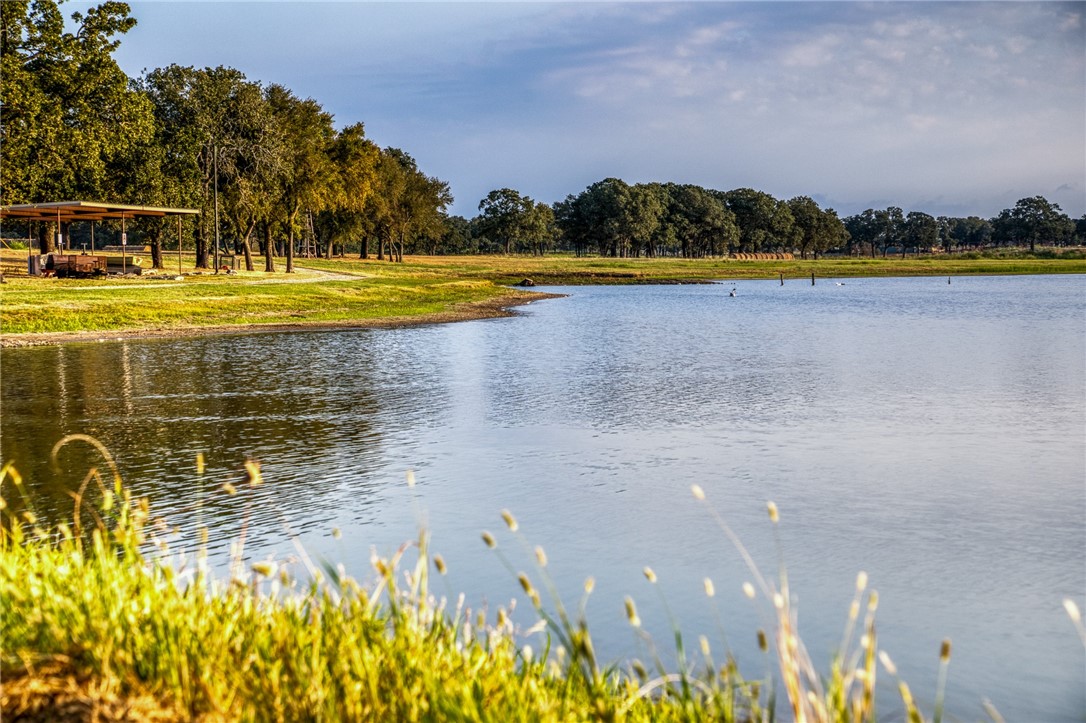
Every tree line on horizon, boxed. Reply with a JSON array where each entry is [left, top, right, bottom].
[[3, 0, 1083, 270]]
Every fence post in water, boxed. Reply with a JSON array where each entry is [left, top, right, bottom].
[[780, 272, 784, 286], [811, 271, 815, 286]]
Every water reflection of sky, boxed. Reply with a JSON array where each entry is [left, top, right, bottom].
[[2, 274, 1083, 720]]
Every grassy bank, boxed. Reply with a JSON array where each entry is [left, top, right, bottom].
[[1, 453, 988, 723], [0, 263, 537, 338], [300, 252, 1086, 286], [2, 250, 1083, 341]]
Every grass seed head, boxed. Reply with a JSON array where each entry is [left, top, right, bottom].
[[700, 635, 711, 657], [534, 546, 547, 567], [482, 530, 496, 548], [332, 527, 342, 540], [757, 629, 768, 651], [244, 460, 262, 486], [373, 557, 390, 577], [584, 577, 595, 594], [856, 571, 868, 592], [434, 554, 447, 575], [878, 650, 898, 676], [251, 561, 277, 578], [643, 566, 657, 584], [625, 597, 641, 628], [1064, 598, 1082, 624], [500, 509, 518, 532], [195, 453, 205, 476], [406, 469, 415, 488], [704, 577, 716, 598], [691, 484, 706, 500], [222, 482, 237, 496], [743, 582, 756, 599], [518, 573, 534, 595], [767, 501, 779, 523], [940, 639, 952, 662]]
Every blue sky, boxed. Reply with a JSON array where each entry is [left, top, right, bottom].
[[96, 1, 1084, 219]]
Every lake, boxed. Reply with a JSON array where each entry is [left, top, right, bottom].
[[3, 274, 1084, 720]]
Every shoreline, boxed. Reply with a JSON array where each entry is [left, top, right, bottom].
[[0, 290, 566, 348]]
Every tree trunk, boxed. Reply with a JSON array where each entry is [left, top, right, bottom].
[[286, 227, 294, 273], [241, 219, 257, 270], [150, 225, 164, 269], [241, 233, 255, 271], [263, 222, 276, 273], [195, 224, 209, 268], [38, 223, 55, 254]]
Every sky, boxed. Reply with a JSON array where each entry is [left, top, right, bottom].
[[85, 1, 1086, 219]]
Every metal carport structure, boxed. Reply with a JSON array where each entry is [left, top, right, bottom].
[[0, 201, 200, 275]]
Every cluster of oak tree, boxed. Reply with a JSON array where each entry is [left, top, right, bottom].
[[475, 182, 850, 259], [4, 1, 1083, 270], [462, 184, 1082, 259]]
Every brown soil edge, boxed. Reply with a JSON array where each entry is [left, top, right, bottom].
[[1, 290, 566, 348]]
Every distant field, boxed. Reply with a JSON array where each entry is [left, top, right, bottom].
[[298, 252, 1086, 285]]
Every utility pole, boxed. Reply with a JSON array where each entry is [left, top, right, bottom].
[[213, 142, 220, 273]]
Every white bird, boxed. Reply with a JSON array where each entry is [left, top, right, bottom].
[[729, 288, 737, 297]]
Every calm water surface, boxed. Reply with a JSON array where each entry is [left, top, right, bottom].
[[3, 275, 1084, 720]]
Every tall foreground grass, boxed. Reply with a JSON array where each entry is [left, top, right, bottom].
[[2, 446, 1083, 721]]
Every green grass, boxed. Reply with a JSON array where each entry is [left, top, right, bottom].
[[11, 441, 1078, 722], [298, 252, 1086, 286], [2, 251, 1083, 338], [0, 269, 523, 335]]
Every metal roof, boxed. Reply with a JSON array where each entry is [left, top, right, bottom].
[[0, 201, 200, 223]]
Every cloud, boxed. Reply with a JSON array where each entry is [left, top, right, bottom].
[[781, 33, 842, 67], [906, 114, 938, 132], [102, 1, 1084, 218]]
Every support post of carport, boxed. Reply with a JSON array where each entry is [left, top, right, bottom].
[[177, 216, 183, 276]]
